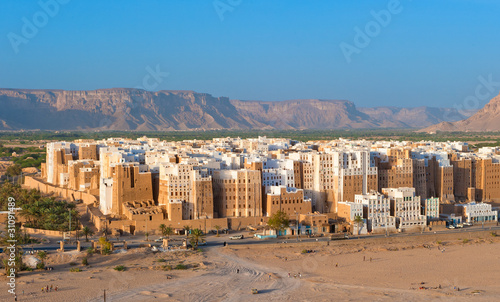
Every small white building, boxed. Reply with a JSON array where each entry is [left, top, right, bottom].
[[423, 197, 440, 221], [383, 187, 427, 230], [457, 202, 498, 223], [355, 191, 396, 233]]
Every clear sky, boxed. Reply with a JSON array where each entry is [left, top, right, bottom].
[[1, 0, 500, 108]]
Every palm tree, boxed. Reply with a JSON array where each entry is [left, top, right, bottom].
[[159, 224, 166, 236], [165, 226, 174, 239], [98, 237, 111, 254], [183, 225, 191, 238], [190, 228, 205, 249], [214, 225, 221, 237], [37, 250, 47, 266], [354, 215, 364, 235], [82, 226, 94, 242]]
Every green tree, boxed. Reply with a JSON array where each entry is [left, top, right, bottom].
[[37, 250, 47, 267], [159, 224, 167, 237], [82, 226, 94, 242], [159, 224, 174, 239], [267, 210, 290, 235], [98, 237, 112, 255], [354, 215, 364, 235], [164, 226, 174, 239], [214, 225, 221, 237], [6, 164, 22, 177], [189, 228, 205, 249]]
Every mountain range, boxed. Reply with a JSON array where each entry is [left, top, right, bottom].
[[0, 88, 474, 131], [421, 92, 500, 132]]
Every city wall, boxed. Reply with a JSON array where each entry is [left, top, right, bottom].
[[20, 226, 81, 237], [23, 176, 98, 206]]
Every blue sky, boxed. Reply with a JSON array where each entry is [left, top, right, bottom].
[[1, 0, 500, 108]]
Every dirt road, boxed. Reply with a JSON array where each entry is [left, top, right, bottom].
[[91, 246, 302, 302]]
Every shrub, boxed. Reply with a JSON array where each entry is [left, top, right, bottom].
[[491, 232, 497, 237], [70, 267, 81, 272], [436, 240, 442, 245], [36, 262, 45, 270], [87, 247, 95, 254], [82, 257, 88, 266], [161, 265, 172, 271], [157, 258, 166, 263], [301, 249, 308, 254], [175, 264, 188, 270], [69, 262, 77, 266], [114, 265, 126, 271], [462, 239, 469, 244]]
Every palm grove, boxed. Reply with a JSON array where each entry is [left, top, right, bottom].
[[1, 183, 79, 274]]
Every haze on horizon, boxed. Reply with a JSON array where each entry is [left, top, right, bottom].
[[1, 0, 500, 108]]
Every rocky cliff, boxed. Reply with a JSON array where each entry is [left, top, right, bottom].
[[0, 88, 466, 131], [422, 92, 500, 132]]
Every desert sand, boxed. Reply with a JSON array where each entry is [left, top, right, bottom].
[[1, 230, 499, 301]]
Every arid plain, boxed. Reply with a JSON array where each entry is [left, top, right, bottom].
[[2, 229, 499, 302]]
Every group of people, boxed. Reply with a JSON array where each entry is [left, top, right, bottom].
[[288, 272, 302, 278], [41, 285, 58, 293]]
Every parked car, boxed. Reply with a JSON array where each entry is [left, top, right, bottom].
[[448, 225, 455, 229], [198, 240, 207, 246], [456, 224, 464, 228], [154, 237, 165, 242], [229, 235, 244, 240]]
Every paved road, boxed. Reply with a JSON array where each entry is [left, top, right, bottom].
[[4, 224, 499, 253]]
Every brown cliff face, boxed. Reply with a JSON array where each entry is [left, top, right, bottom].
[[422, 92, 500, 132], [0, 88, 466, 131]]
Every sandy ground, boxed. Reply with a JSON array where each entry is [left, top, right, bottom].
[[1, 230, 499, 301]]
